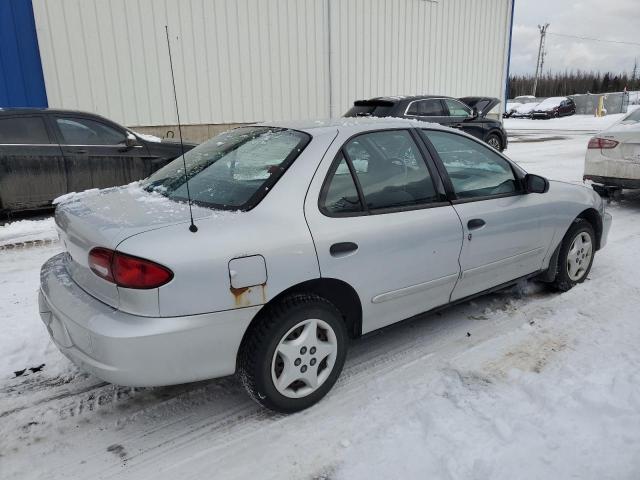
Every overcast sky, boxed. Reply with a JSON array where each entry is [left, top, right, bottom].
[[510, 0, 640, 76]]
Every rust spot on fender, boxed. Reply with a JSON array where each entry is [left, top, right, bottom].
[[230, 283, 267, 307]]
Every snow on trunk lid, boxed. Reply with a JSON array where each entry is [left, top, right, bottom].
[[55, 182, 212, 310]]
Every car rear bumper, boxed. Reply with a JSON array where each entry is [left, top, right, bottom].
[[39, 253, 259, 387], [584, 174, 640, 189]]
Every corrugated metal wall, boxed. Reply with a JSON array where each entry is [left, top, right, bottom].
[[32, 0, 512, 127]]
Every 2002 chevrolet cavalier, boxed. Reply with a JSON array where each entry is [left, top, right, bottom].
[[40, 118, 611, 412]]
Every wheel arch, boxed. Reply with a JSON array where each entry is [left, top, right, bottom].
[[240, 277, 363, 350], [485, 128, 506, 150], [576, 208, 603, 250]]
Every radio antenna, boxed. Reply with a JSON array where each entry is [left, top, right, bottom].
[[165, 25, 197, 233]]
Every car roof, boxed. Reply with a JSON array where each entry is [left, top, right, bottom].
[[256, 117, 451, 134], [0, 107, 106, 117], [354, 95, 454, 105]]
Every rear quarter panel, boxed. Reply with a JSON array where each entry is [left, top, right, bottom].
[[116, 128, 339, 317]]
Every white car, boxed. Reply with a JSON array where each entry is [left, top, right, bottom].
[[511, 102, 540, 118], [584, 108, 640, 194], [513, 95, 537, 103], [40, 119, 611, 412], [504, 102, 522, 118]]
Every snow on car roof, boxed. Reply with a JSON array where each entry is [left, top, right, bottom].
[[537, 97, 569, 108]]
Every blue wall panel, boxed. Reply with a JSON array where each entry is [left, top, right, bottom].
[[0, 0, 48, 107]]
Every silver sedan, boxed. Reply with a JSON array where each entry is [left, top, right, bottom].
[[40, 119, 611, 412]]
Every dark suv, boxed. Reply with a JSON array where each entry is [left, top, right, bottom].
[[344, 95, 507, 151], [0, 108, 196, 213]]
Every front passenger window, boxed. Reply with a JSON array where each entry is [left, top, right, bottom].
[[443, 99, 471, 117], [56, 118, 125, 145], [421, 130, 518, 199]]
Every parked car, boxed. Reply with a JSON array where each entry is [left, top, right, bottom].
[[0, 108, 196, 213], [584, 107, 640, 195], [511, 102, 540, 118], [40, 119, 611, 413], [344, 95, 508, 151], [531, 97, 576, 119], [504, 101, 523, 118]]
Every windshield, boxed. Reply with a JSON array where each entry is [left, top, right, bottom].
[[144, 126, 311, 210], [622, 109, 640, 123]]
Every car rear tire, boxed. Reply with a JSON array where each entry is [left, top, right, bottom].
[[550, 219, 596, 292], [238, 293, 348, 413], [486, 134, 503, 151]]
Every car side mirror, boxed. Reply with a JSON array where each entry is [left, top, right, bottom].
[[468, 107, 479, 120], [525, 173, 549, 194], [125, 132, 139, 147]]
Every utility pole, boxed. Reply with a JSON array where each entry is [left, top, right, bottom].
[[532, 23, 549, 97]]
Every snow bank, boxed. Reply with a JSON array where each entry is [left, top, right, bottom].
[[0, 218, 57, 247]]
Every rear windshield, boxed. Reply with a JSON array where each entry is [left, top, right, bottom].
[[344, 103, 394, 117], [144, 126, 311, 210]]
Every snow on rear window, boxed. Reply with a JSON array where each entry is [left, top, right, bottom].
[[144, 126, 310, 210]]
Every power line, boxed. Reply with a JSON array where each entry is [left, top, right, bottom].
[[547, 32, 640, 47]]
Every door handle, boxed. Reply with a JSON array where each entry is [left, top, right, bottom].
[[330, 242, 358, 257], [68, 149, 88, 154], [467, 218, 486, 230]]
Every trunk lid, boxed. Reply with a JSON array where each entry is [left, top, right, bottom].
[[55, 183, 212, 308], [458, 97, 501, 117], [601, 122, 640, 162]]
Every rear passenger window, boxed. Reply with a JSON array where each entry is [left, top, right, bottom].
[[345, 130, 439, 211], [320, 155, 363, 215], [421, 130, 518, 199], [0, 117, 50, 144]]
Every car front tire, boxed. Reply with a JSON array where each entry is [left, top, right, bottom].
[[238, 293, 348, 413], [550, 219, 596, 292]]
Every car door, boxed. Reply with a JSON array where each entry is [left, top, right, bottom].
[[52, 115, 151, 191], [443, 98, 483, 139], [0, 114, 66, 210], [405, 99, 453, 126], [304, 128, 464, 334], [419, 129, 555, 301]]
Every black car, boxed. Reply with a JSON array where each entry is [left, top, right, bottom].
[[0, 108, 196, 213], [344, 95, 507, 151], [531, 97, 576, 119]]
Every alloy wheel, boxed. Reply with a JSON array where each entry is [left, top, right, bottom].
[[487, 137, 501, 150]]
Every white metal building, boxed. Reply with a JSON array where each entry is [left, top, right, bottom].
[[31, 0, 514, 140]]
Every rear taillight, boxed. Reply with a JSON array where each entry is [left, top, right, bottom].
[[588, 137, 619, 149], [88, 247, 173, 289]]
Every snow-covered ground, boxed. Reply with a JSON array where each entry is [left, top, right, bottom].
[[2, 117, 640, 479]]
